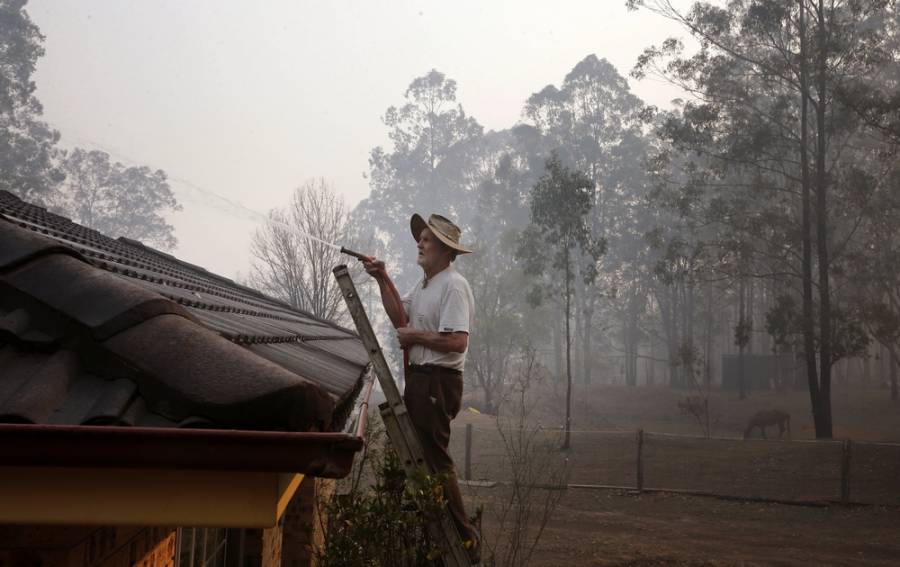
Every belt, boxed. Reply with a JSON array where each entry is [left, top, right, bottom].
[[408, 364, 462, 376]]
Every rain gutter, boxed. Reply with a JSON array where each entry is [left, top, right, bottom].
[[0, 423, 364, 478]]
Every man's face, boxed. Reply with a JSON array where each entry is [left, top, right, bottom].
[[416, 228, 450, 271]]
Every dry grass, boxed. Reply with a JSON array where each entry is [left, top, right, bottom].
[[451, 382, 900, 565], [463, 381, 900, 442]]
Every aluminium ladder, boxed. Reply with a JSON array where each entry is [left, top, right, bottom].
[[333, 264, 474, 567]]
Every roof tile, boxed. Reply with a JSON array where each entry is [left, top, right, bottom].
[[81, 378, 138, 426], [0, 216, 84, 270], [0, 190, 368, 434], [2, 252, 195, 340], [0, 306, 62, 347], [102, 314, 335, 431], [0, 349, 78, 424]]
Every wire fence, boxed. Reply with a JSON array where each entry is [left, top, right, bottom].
[[449, 424, 900, 507]]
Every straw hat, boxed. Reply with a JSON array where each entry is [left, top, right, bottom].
[[410, 213, 472, 254]]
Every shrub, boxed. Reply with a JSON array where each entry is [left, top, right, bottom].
[[318, 424, 448, 567]]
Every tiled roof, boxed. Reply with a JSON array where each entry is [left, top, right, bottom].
[[0, 190, 369, 434]]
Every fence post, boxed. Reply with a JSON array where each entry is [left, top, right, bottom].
[[840, 439, 852, 504], [636, 429, 644, 493], [465, 423, 473, 481]]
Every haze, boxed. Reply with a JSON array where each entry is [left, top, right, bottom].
[[29, 0, 686, 277]]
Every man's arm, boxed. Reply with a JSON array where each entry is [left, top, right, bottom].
[[361, 257, 407, 328], [397, 328, 468, 353]]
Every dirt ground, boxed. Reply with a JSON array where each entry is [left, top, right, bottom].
[[448, 383, 900, 566], [463, 487, 900, 566]]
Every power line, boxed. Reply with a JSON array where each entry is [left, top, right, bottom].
[[55, 128, 274, 225], [53, 127, 349, 252]]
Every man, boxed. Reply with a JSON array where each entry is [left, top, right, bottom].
[[362, 213, 478, 557]]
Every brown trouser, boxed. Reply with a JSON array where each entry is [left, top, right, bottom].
[[404, 364, 477, 545]]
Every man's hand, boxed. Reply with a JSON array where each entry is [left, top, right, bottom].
[[396, 326, 418, 349], [362, 257, 407, 329], [397, 328, 468, 353], [361, 256, 386, 279]]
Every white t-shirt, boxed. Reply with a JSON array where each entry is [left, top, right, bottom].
[[401, 265, 475, 371]]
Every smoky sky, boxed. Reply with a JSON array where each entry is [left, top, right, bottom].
[[29, 0, 690, 278]]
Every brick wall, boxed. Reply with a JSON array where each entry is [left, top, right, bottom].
[[261, 518, 283, 567], [260, 477, 332, 567], [0, 525, 175, 567]]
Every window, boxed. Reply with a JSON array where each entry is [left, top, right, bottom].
[[175, 528, 227, 567]]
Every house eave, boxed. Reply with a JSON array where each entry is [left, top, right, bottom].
[[0, 466, 305, 527], [0, 424, 363, 526], [0, 423, 362, 474]]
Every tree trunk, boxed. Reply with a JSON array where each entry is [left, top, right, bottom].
[[483, 366, 495, 415], [657, 288, 677, 387], [704, 279, 713, 389], [563, 246, 573, 450], [793, 344, 804, 390], [774, 348, 783, 392], [862, 346, 870, 390], [624, 292, 639, 387], [623, 315, 632, 386], [799, 0, 824, 437], [574, 288, 584, 384], [891, 348, 899, 403], [748, 276, 755, 355], [671, 284, 684, 388], [552, 313, 564, 381], [814, 0, 833, 438], [583, 302, 593, 385], [680, 279, 693, 388], [738, 276, 747, 400]]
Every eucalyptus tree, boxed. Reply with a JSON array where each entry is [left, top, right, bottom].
[[523, 55, 648, 384], [636, 111, 723, 390], [357, 69, 483, 289], [599, 131, 663, 388], [0, 0, 63, 204], [630, 0, 898, 438], [516, 153, 605, 449], [644, 221, 715, 388], [462, 130, 539, 413], [841, 149, 900, 401], [524, 54, 644, 227], [0, 1, 180, 244], [836, 7, 900, 143], [465, 230, 529, 414], [60, 148, 181, 249]]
